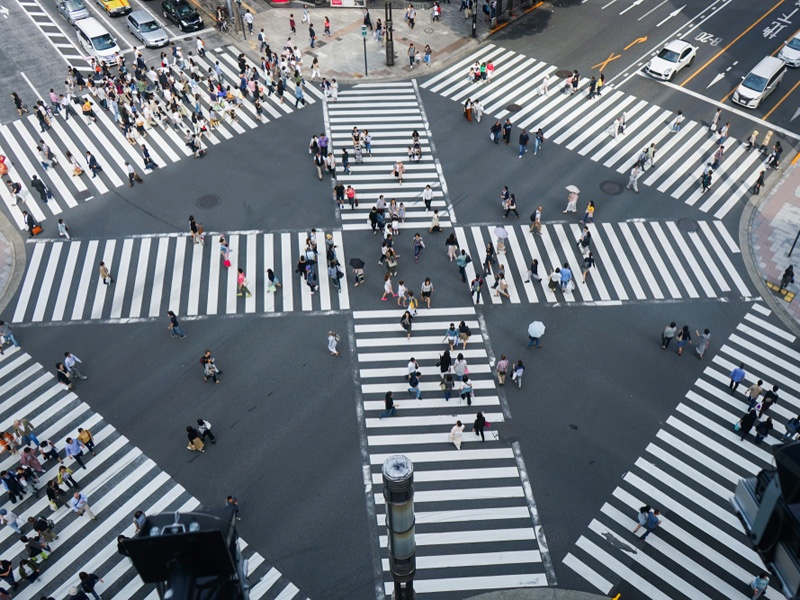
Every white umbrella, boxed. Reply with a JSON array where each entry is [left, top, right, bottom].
[[565, 185, 580, 194], [494, 226, 508, 239], [528, 321, 545, 338]]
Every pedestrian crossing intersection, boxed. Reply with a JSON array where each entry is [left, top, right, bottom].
[[12, 229, 349, 324], [0, 45, 324, 230], [421, 45, 767, 219], [563, 303, 795, 599], [453, 219, 753, 305], [325, 82, 455, 232], [0, 346, 306, 599], [354, 307, 551, 596]]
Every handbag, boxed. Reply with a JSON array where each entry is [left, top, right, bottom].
[[734, 421, 741, 431], [32, 225, 42, 235], [223, 258, 231, 268], [48, 500, 57, 512], [439, 382, 446, 391]]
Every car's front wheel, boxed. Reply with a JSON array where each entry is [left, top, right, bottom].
[[689, 55, 695, 66]]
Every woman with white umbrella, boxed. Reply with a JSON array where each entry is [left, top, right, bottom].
[[527, 321, 545, 348], [563, 186, 579, 213], [494, 226, 508, 255]]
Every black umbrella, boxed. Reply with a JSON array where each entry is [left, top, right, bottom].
[[349, 258, 365, 269]]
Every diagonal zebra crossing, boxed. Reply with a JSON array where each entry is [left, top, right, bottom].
[[325, 81, 455, 231], [0, 346, 307, 600], [452, 220, 753, 305], [421, 45, 769, 219], [354, 307, 551, 597], [11, 229, 349, 324], [0, 45, 324, 230], [563, 303, 795, 600]]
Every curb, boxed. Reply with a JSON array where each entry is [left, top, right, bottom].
[[466, 589, 610, 600], [739, 151, 800, 338]]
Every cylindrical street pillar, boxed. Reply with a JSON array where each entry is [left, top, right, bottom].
[[382, 455, 415, 600], [385, 1, 394, 66]]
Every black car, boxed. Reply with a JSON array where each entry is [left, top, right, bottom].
[[161, 0, 203, 31]]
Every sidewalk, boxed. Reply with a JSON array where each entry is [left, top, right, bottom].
[[467, 589, 610, 600], [742, 158, 800, 337], [0, 209, 24, 318], [202, 0, 498, 83]]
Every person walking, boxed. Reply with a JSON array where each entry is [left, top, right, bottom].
[[56, 362, 74, 391], [511, 359, 525, 388], [0, 509, 23, 534], [709, 107, 722, 133], [737, 409, 759, 441], [456, 250, 471, 283], [443, 323, 459, 351], [125, 161, 143, 187], [675, 325, 691, 356], [22, 210, 39, 238], [201, 350, 221, 383], [750, 572, 770, 599], [85, 151, 101, 178], [167, 311, 186, 338], [400, 310, 413, 340], [0, 321, 19, 348], [780, 265, 795, 290], [237, 268, 252, 298], [77, 428, 96, 456], [58, 464, 79, 488], [327, 331, 340, 356], [225, 495, 241, 520], [670, 110, 684, 132], [470, 276, 482, 303], [632, 504, 652, 534], [759, 385, 780, 418], [196, 419, 215, 444], [70, 491, 97, 519], [752, 170, 766, 195], [58, 218, 71, 240], [638, 509, 661, 541], [13, 419, 39, 447], [518, 130, 529, 158], [701, 169, 713, 193], [495, 354, 509, 386], [407, 370, 421, 399], [502, 119, 513, 145], [28, 514, 57, 543], [64, 437, 88, 470], [473, 412, 487, 441], [729, 363, 746, 394], [30, 175, 49, 203], [99, 261, 113, 285], [755, 417, 774, 444], [449, 420, 465, 450], [380, 391, 397, 419], [186, 426, 205, 453], [627, 164, 641, 193], [695, 328, 711, 359], [79, 571, 103, 600], [746, 379, 764, 412], [64, 351, 88, 380], [661, 322, 677, 349]]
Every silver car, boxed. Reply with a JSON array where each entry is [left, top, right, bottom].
[[56, 0, 90, 25], [126, 10, 169, 47]]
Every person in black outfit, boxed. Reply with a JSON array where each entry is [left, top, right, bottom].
[[473, 412, 486, 441], [30, 175, 48, 202]]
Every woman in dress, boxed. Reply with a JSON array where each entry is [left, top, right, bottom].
[[563, 190, 579, 213], [420, 277, 433, 308], [400, 310, 413, 340], [695, 328, 711, 359], [327, 331, 340, 357], [449, 420, 465, 450]]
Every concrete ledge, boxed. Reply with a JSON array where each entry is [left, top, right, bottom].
[[467, 589, 610, 600]]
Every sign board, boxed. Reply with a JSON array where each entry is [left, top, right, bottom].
[[330, 0, 365, 7]]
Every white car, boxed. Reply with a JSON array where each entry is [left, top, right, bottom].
[[645, 40, 698, 81], [778, 34, 800, 67]]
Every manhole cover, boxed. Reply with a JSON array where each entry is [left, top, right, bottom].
[[600, 180, 624, 195], [196, 194, 221, 208], [506, 103, 521, 112], [677, 217, 698, 232], [555, 69, 572, 79], [424, 27, 434, 33]]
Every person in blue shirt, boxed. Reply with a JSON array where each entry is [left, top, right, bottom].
[[783, 415, 800, 442], [639, 509, 661, 542], [407, 372, 421, 400], [729, 363, 746, 395], [560, 263, 572, 291]]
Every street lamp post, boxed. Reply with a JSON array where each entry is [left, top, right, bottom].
[[472, 3, 477, 37], [385, 1, 394, 66], [362, 24, 368, 76], [383, 455, 416, 600]]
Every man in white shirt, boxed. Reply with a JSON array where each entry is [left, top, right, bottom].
[[70, 492, 96, 519], [63, 352, 87, 380]]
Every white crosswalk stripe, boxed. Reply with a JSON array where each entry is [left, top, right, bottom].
[[0, 46, 321, 230], [563, 303, 793, 599], [452, 220, 753, 304], [421, 47, 773, 218], [353, 308, 549, 595], [0, 347, 307, 599], [325, 81, 455, 232], [12, 229, 349, 323]]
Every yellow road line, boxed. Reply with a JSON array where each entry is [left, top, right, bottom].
[[763, 77, 800, 120], [682, 0, 785, 87], [489, 1, 543, 34]]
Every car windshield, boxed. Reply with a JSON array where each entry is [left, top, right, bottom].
[[176, 5, 195, 17], [742, 73, 768, 92], [656, 48, 680, 63], [93, 33, 116, 50], [787, 37, 800, 51], [140, 20, 160, 31], [64, 0, 85, 10]]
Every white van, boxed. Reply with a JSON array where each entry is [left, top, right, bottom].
[[732, 56, 787, 109], [76, 17, 120, 63]]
